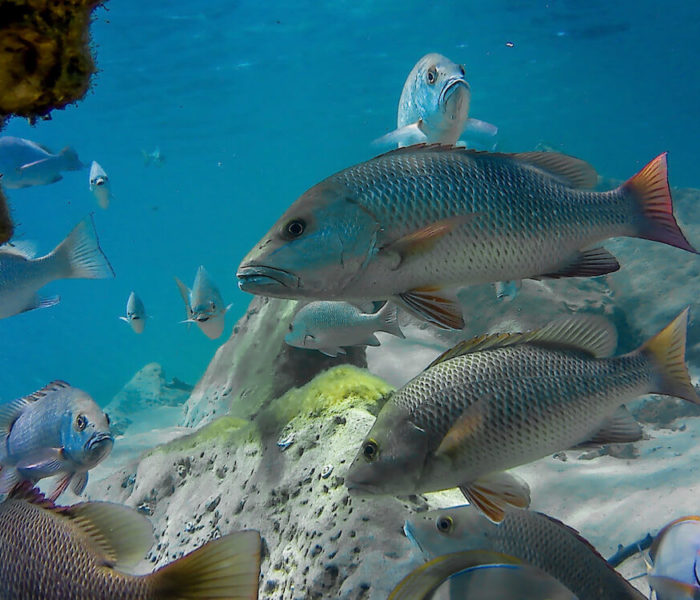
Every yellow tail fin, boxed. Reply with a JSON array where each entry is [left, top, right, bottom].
[[640, 308, 700, 404], [149, 530, 261, 600]]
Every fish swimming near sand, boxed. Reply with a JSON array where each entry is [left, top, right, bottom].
[[119, 290, 147, 334], [345, 309, 699, 521], [647, 515, 700, 599], [404, 504, 645, 599], [285, 301, 405, 356], [0, 482, 261, 599], [176, 265, 231, 339], [375, 53, 498, 148], [238, 145, 696, 329], [0, 215, 115, 319], [0, 381, 114, 501], [89, 160, 113, 209], [0, 135, 83, 188]]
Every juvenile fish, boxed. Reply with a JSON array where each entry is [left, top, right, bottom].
[[119, 290, 147, 334], [0, 215, 114, 319], [404, 504, 645, 599], [647, 515, 700, 599], [0, 483, 261, 599], [285, 301, 405, 356], [0, 135, 83, 188], [238, 145, 696, 329], [89, 160, 113, 209], [0, 381, 113, 501], [375, 53, 498, 148], [175, 265, 231, 339], [345, 309, 699, 521]]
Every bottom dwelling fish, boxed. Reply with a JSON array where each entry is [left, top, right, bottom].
[[647, 515, 700, 600], [346, 309, 699, 522], [404, 505, 645, 600], [285, 301, 405, 356], [0, 482, 261, 600], [0, 381, 113, 501]]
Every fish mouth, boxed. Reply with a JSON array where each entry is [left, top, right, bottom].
[[439, 78, 470, 113], [237, 265, 300, 292], [85, 432, 114, 452]]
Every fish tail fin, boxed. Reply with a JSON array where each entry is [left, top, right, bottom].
[[147, 530, 261, 600], [50, 215, 115, 279], [622, 153, 697, 253], [375, 302, 405, 339], [59, 146, 83, 170], [639, 307, 700, 404]]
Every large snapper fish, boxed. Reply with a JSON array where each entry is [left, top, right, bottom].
[[238, 145, 696, 329]]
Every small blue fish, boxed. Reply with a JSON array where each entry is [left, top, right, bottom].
[[175, 265, 231, 339], [119, 291, 147, 334], [648, 516, 700, 600], [0, 381, 114, 501], [0, 136, 83, 189], [89, 161, 113, 210]]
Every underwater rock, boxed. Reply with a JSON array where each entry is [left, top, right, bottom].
[[182, 296, 367, 427], [0, 0, 102, 122]]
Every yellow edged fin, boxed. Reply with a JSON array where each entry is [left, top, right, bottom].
[[388, 550, 524, 600], [458, 472, 531, 523], [148, 530, 261, 600], [63, 502, 155, 570], [640, 308, 700, 404], [513, 151, 598, 188], [396, 287, 464, 330]]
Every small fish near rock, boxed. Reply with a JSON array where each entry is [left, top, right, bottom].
[[0, 482, 262, 599], [119, 290, 147, 334], [0, 135, 83, 188], [0, 381, 114, 501], [176, 265, 231, 339], [89, 160, 113, 209]]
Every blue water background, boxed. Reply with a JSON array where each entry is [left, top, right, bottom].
[[1, 0, 698, 405]]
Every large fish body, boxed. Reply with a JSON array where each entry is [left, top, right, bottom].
[[647, 516, 700, 599], [0, 136, 83, 188], [345, 310, 699, 521], [238, 146, 696, 329], [120, 290, 147, 334], [0, 483, 261, 599], [175, 265, 230, 339], [89, 160, 113, 209], [0, 215, 114, 319], [0, 381, 113, 501], [404, 505, 645, 600], [285, 301, 405, 356]]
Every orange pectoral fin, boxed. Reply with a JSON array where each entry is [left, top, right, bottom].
[[436, 408, 484, 457], [396, 287, 464, 330], [459, 472, 531, 524]]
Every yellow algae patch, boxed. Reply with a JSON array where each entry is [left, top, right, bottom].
[[146, 416, 256, 456]]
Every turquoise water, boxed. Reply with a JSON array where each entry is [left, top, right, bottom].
[[1, 0, 699, 404]]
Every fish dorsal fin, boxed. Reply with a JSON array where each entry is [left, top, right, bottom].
[[512, 151, 598, 188], [8, 481, 56, 509], [0, 381, 67, 439], [25, 380, 71, 402], [427, 315, 617, 369], [61, 502, 155, 569], [174, 276, 193, 318]]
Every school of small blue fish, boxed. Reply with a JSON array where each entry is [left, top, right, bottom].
[[1, 46, 699, 599]]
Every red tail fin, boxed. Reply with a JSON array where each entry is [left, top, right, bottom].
[[623, 153, 697, 253]]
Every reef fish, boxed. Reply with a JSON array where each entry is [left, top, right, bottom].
[[404, 504, 645, 599], [0, 135, 83, 188], [648, 516, 700, 599], [176, 265, 231, 339], [89, 160, 113, 209], [345, 309, 699, 521], [0, 482, 261, 599], [238, 145, 696, 329], [0, 215, 114, 319], [285, 301, 405, 356], [0, 381, 114, 501], [375, 52, 497, 147], [119, 290, 147, 334]]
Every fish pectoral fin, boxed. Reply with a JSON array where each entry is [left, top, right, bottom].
[[464, 118, 499, 138], [459, 472, 531, 523], [435, 404, 485, 457], [535, 247, 620, 279], [17, 447, 66, 478], [64, 502, 155, 569], [373, 120, 428, 147], [71, 471, 89, 495], [577, 406, 643, 446], [382, 216, 477, 266], [396, 288, 464, 330], [17, 157, 52, 172], [21, 295, 60, 313]]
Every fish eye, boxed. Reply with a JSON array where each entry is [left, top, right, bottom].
[[75, 414, 88, 432], [362, 439, 379, 462], [459, 64, 466, 77], [288, 323, 293, 332], [284, 219, 306, 239], [435, 515, 454, 534], [211, 303, 216, 310], [426, 66, 437, 85]]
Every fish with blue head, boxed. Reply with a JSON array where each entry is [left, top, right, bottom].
[[0, 135, 83, 188], [0, 381, 114, 501]]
